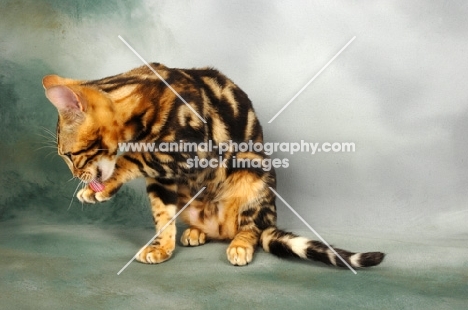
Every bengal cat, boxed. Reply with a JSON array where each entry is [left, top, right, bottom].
[[42, 63, 384, 268]]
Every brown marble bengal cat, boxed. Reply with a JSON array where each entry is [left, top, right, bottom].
[[42, 63, 384, 268]]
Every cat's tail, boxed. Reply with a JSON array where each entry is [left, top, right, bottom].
[[259, 227, 385, 268]]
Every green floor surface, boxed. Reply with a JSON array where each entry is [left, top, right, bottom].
[[1, 221, 466, 309]]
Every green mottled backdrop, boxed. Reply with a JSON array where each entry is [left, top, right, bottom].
[[1, 1, 467, 309], [0, 0, 155, 225]]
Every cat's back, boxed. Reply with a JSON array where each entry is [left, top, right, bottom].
[[87, 63, 262, 142]]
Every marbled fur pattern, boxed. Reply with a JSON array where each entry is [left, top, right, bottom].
[[43, 63, 384, 268]]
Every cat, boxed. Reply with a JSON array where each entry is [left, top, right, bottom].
[[42, 63, 384, 268]]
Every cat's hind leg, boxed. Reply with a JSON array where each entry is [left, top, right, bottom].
[[226, 229, 259, 266], [222, 171, 277, 266], [177, 185, 210, 247], [180, 227, 206, 246]]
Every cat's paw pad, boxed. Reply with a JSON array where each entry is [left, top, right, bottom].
[[77, 187, 111, 203], [136, 245, 173, 264], [226, 245, 253, 266], [180, 228, 206, 246]]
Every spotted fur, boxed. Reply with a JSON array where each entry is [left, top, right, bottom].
[[42, 63, 384, 268]]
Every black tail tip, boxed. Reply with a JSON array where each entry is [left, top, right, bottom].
[[361, 251, 385, 267]]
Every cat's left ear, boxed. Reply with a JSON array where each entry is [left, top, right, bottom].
[[43, 75, 87, 113], [42, 75, 79, 89]]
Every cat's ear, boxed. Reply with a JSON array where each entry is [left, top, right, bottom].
[[44, 85, 86, 113], [43, 75, 87, 113], [42, 75, 79, 89]]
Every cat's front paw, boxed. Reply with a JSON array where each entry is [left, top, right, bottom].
[[226, 244, 254, 266], [136, 245, 173, 264], [77, 186, 112, 203]]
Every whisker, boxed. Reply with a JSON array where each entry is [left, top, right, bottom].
[[80, 182, 86, 211], [36, 132, 56, 140], [35, 138, 57, 143], [45, 151, 58, 160], [39, 126, 57, 139], [36, 128, 58, 150], [68, 180, 83, 211], [34, 145, 58, 152], [34, 143, 57, 148], [35, 142, 57, 149], [35, 134, 57, 145], [32, 138, 57, 145]]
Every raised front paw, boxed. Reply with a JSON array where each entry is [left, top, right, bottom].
[[77, 186, 112, 203], [226, 244, 254, 266], [180, 227, 206, 246], [136, 245, 173, 264]]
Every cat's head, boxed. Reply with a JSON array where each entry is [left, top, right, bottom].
[[42, 75, 118, 184]]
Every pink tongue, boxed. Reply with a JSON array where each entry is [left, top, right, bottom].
[[89, 180, 105, 192]]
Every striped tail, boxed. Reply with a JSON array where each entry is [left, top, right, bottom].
[[260, 227, 385, 268]]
